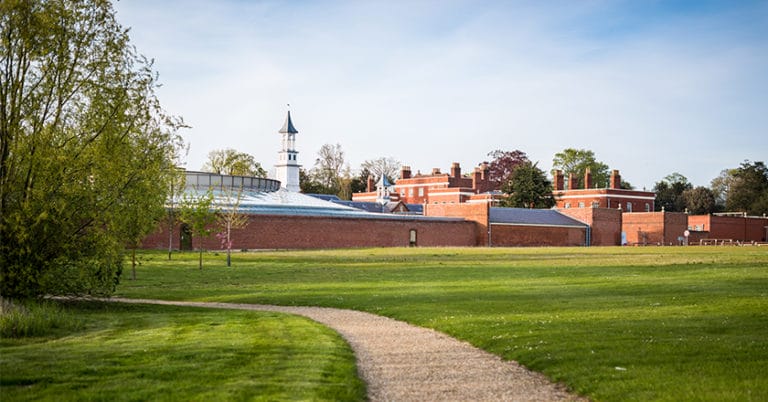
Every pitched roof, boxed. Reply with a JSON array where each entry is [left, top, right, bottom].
[[489, 207, 587, 227], [279, 111, 298, 134]]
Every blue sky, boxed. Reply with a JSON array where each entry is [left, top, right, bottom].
[[114, 0, 767, 190]]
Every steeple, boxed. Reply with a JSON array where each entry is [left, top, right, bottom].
[[275, 108, 300, 192], [280, 111, 298, 134]]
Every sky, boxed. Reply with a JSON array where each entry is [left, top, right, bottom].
[[113, 0, 768, 190]]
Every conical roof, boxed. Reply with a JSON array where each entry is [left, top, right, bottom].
[[279, 111, 298, 134]]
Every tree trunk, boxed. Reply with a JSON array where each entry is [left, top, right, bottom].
[[199, 247, 203, 270], [131, 248, 137, 280]]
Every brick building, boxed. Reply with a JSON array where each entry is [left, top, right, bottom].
[[553, 169, 656, 213], [353, 162, 502, 205], [687, 213, 768, 243]]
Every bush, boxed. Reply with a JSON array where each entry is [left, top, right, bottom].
[[0, 299, 83, 338]]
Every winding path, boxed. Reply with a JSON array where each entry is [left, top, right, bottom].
[[111, 298, 584, 401]]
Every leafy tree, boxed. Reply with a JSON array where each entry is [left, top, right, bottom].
[[361, 157, 401, 183], [299, 168, 326, 194], [551, 148, 610, 189], [216, 187, 248, 267], [165, 167, 186, 260], [0, 0, 184, 299], [487, 150, 530, 189], [710, 168, 737, 209], [653, 173, 693, 212], [309, 143, 345, 195], [179, 190, 217, 270], [501, 162, 555, 209], [202, 148, 266, 177], [683, 186, 717, 215], [349, 168, 372, 195], [727, 161, 768, 215]]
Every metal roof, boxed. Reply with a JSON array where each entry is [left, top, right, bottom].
[[279, 111, 298, 134], [178, 188, 459, 222], [489, 207, 587, 227]]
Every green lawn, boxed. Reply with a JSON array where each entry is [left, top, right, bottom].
[[112, 246, 768, 401], [0, 301, 365, 401]]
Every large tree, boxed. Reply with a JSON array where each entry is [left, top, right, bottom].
[[683, 186, 717, 215], [551, 148, 610, 189], [727, 160, 768, 215], [309, 143, 345, 195], [0, 0, 184, 299], [202, 148, 266, 177], [653, 173, 693, 212], [361, 157, 401, 183], [500, 162, 555, 209], [487, 149, 530, 189]]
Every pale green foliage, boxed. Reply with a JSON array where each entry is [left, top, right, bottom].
[[551, 148, 610, 189], [202, 148, 266, 177], [0, 0, 184, 298], [216, 186, 249, 267]]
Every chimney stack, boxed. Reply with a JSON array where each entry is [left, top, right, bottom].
[[431, 167, 441, 175], [400, 165, 411, 180], [450, 162, 461, 179], [567, 173, 578, 190], [610, 169, 621, 189], [366, 175, 375, 192], [584, 168, 593, 189], [554, 170, 564, 191]]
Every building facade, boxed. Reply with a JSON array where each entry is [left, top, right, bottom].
[[553, 169, 656, 212]]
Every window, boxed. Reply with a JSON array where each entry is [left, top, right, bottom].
[[418, 187, 424, 197], [592, 201, 600, 208], [626, 202, 632, 212], [645, 203, 650, 212], [408, 188, 414, 196], [564, 203, 571, 209], [578, 202, 585, 208], [409, 229, 417, 247]]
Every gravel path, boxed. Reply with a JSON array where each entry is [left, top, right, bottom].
[[111, 298, 584, 401]]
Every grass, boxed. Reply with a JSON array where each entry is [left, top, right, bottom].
[[0, 301, 365, 401], [110, 246, 768, 401]]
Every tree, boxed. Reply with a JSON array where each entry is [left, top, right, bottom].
[[202, 148, 266, 177], [500, 162, 555, 209], [710, 168, 737, 209], [653, 173, 692, 212], [487, 150, 530, 189], [0, 0, 184, 299], [179, 190, 217, 270], [727, 161, 768, 215], [309, 143, 345, 195], [299, 168, 326, 194], [216, 187, 248, 267], [551, 148, 610, 189], [683, 186, 717, 215], [361, 157, 401, 183]]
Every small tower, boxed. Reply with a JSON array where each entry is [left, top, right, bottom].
[[275, 110, 301, 192]]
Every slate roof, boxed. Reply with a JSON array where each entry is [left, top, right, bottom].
[[279, 111, 298, 134], [489, 207, 587, 227]]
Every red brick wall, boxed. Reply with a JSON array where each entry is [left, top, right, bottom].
[[558, 207, 622, 246], [622, 212, 688, 245], [688, 215, 768, 242], [143, 214, 478, 250], [425, 203, 489, 246], [554, 189, 654, 212], [490, 224, 585, 247]]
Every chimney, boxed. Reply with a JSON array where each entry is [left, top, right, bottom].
[[567, 173, 578, 190], [473, 167, 482, 191], [431, 167, 441, 175], [366, 175, 375, 192], [554, 170, 564, 191], [584, 168, 593, 189], [400, 165, 411, 180], [480, 162, 489, 180], [610, 169, 621, 189], [450, 162, 461, 179]]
